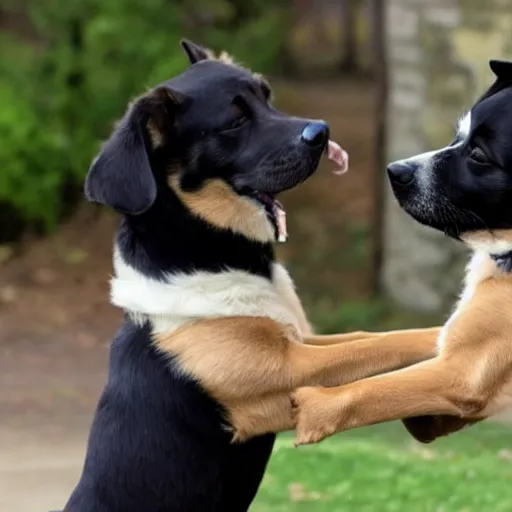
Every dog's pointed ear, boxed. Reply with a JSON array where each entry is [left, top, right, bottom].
[[181, 39, 212, 64], [85, 86, 184, 215], [490, 59, 512, 80]]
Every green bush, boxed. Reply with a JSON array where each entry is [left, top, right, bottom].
[[0, 0, 287, 236]]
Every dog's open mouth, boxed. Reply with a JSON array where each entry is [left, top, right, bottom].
[[249, 191, 288, 242], [247, 140, 349, 243]]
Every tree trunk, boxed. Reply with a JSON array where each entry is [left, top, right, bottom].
[[339, 0, 360, 73]]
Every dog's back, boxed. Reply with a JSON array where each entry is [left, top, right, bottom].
[[63, 321, 275, 512]]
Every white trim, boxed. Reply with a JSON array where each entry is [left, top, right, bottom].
[[458, 111, 471, 138], [111, 248, 303, 333]]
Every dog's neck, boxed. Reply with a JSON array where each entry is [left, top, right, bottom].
[[462, 231, 512, 275], [110, 248, 305, 334], [117, 190, 275, 281], [461, 249, 512, 304]]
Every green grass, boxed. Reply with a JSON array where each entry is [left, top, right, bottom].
[[252, 421, 512, 512]]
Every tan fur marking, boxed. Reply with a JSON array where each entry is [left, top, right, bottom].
[[168, 175, 275, 243], [203, 48, 216, 60], [252, 72, 264, 83], [218, 51, 235, 65], [202, 47, 266, 83], [462, 229, 512, 243], [292, 253, 512, 446], [199, 47, 236, 66], [462, 229, 512, 253], [154, 317, 437, 441], [147, 120, 163, 148]]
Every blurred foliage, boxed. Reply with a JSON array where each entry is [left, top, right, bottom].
[[0, 0, 287, 236], [309, 298, 441, 335]]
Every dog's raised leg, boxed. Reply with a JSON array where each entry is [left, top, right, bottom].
[[291, 351, 499, 445], [155, 318, 439, 440], [293, 273, 512, 445], [313, 327, 475, 443], [304, 326, 441, 346]]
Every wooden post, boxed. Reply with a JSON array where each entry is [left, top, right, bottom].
[[340, 0, 360, 73]]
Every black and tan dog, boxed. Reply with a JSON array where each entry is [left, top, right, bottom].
[[292, 59, 512, 446], [62, 40, 437, 512]]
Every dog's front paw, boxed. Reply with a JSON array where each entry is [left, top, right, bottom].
[[291, 387, 342, 446]]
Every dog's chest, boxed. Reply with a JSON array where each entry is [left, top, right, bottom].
[[111, 254, 307, 335], [437, 251, 512, 417], [481, 381, 512, 418], [437, 251, 499, 351]]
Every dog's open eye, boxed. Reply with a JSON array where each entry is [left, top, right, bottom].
[[469, 147, 490, 165]]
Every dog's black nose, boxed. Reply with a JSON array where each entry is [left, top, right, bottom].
[[301, 121, 329, 148], [387, 161, 415, 187]]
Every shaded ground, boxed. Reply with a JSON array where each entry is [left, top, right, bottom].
[[0, 80, 377, 511]]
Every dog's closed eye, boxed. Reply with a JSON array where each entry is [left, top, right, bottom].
[[469, 147, 489, 165], [221, 101, 250, 132]]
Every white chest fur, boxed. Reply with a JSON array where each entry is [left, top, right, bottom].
[[110, 248, 306, 334]]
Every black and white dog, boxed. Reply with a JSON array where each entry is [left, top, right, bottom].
[[61, 40, 348, 512], [286, 59, 512, 448], [388, 59, 512, 255]]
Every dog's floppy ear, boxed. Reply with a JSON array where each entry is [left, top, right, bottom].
[[181, 39, 212, 64], [490, 59, 512, 80], [85, 87, 183, 215]]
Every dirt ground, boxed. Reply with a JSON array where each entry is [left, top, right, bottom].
[[0, 80, 378, 511]]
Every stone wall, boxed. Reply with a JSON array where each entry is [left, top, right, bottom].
[[383, 0, 512, 313]]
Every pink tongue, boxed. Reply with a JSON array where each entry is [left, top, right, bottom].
[[327, 140, 349, 175]]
